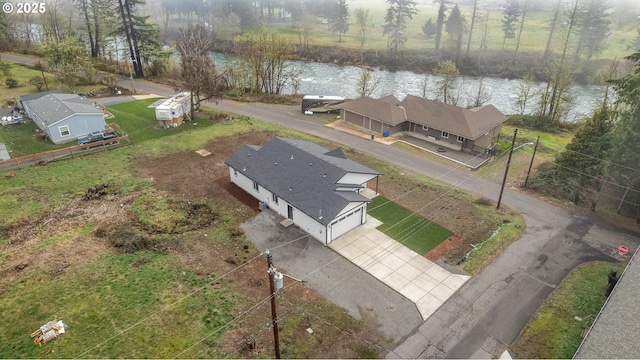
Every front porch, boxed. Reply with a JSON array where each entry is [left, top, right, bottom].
[[401, 134, 491, 169]]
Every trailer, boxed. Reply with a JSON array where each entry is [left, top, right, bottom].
[[301, 95, 344, 113], [153, 92, 192, 128]]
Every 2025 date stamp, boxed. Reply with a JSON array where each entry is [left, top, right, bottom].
[[3, 2, 46, 14]]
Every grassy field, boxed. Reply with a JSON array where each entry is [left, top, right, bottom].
[[512, 261, 628, 359], [0, 61, 103, 104], [0, 98, 528, 357], [368, 195, 453, 255], [221, 1, 640, 60]]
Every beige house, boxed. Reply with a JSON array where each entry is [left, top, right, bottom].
[[339, 95, 507, 155]]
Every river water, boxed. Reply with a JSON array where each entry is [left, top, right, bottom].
[[212, 53, 606, 122]]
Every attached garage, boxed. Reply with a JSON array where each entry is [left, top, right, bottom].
[[226, 137, 381, 246], [329, 207, 364, 241]]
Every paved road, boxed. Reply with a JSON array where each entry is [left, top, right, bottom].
[[5, 52, 640, 358]]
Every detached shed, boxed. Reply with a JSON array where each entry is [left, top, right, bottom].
[[151, 92, 192, 128]]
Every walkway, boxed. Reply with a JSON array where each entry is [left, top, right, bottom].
[[401, 135, 491, 169], [326, 120, 491, 169], [329, 214, 470, 320]]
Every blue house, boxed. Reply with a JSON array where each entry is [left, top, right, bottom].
[[21, 92, 106, 144]]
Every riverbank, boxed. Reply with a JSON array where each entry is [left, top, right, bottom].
[[212, 40, 615, 86]]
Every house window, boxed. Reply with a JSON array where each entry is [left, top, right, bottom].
[[59, 125, 70, 137], [422, 125, 429, 131], [442, 131, 449, 138], [457, 136, 465, 143], [253, 181, 259, 192], [272, 193, 278, 204]]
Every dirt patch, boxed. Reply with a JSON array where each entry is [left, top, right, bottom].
[[129, 131, 385, 358], [426, 232, 465, 262], [131, 131, 277, 200]]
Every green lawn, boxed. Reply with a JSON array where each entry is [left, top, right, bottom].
[[367, 195, 453, 255], [0, 120, 69, 156], [512, 261, 627, 359]]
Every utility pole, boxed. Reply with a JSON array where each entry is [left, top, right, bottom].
[[37, 60, 49, 91], [497, 128, 518, 210], [266, 250, 282, 359], [524, 135, 540, 188]]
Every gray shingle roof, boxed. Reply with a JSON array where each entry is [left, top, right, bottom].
[[340, 96, 407, 126], [340, 95, 507, 140], [23, 93, 102, 126], [574, 247, 640, 358], [19, 90, 63, 103], [225, 137, 380, 225], [402, 95, 507, 140]]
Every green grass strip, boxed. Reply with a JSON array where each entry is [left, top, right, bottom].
[[368, 195, 453, 255]]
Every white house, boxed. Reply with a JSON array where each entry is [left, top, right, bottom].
[[225, 137, 381, 245]]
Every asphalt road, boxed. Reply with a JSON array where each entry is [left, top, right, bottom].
[[5, 52, 640, 358]]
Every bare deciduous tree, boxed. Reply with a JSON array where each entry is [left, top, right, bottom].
[[356, 67, 381, 97], [176, 24, 223, 118], [432, 60, 459, 104]]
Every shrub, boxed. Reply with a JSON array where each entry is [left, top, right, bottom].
[[0, 61, 11, 76], [28, 76, 44, 91], [5, 77, 19, 88]]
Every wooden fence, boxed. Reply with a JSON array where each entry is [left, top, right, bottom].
[[0, 123, 130, 172]]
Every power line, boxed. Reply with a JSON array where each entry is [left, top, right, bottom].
[[559, 147, 640, 173], [72, 232, 314, 358]]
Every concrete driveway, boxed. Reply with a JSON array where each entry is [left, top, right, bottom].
[[329, 215, 469, 321], [241, 209, 423, 345]]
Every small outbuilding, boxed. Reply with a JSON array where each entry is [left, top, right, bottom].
[[151, 92, 192, 128], [20, 91, 107, 144]]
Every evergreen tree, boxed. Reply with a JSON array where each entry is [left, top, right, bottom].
[[630, 28, 640, 52], [422, 18, 436, 38], [574, 0, 611, 60], [383, 0, 419, 58], [606, 50, 640, 198], [556, 106, 612, 187], [330, 0, 350, 42], [434, 0, 449, 51], [445, 4, 466, 66], [501, 0, 520, 50]]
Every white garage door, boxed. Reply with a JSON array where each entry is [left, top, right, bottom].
[[330, 207, 363, 241]]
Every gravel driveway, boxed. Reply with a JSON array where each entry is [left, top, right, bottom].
[[241, 209, 422, 345]]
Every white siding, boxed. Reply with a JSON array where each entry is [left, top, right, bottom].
[[337, 173, 378, 186], [229, 166, 327, 244]]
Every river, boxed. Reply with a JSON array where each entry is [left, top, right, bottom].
[[212, 53, 607, 122]]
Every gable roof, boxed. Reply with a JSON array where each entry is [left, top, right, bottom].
[[225, 137, 381, 225], [19, 90, 63, 103], [401, 95, 506, 140], [379, 94, 401, 105], [340, 95, 507, 139], [23, 93, 103, 126], [340, 96, 407, 126]]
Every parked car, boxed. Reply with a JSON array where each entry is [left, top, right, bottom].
[[77, 131, 118, 146]]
